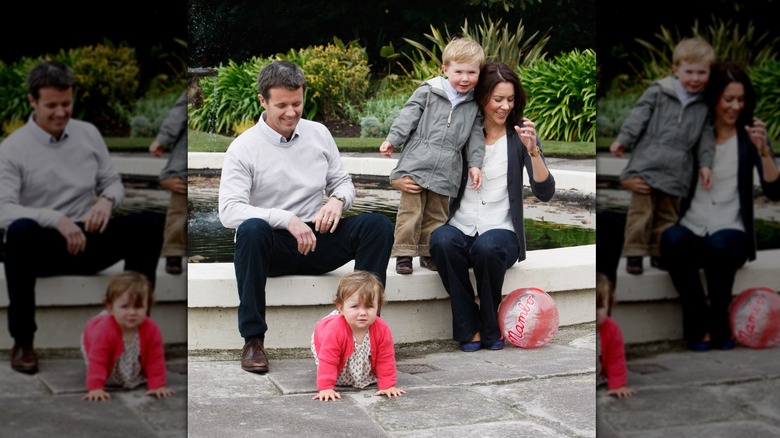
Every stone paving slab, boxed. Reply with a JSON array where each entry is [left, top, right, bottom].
[[0, 357, 188, 437], [187, 393, 388, 437], [1, 394, 159, 437], [474, 374, 596, 437], [598, 346, 780, 437]]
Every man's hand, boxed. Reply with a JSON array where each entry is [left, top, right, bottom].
[[313, 197, 344, 234], [57, 216, 87, 255], [82, 197, 113, 234], [391, 176, 422, 194], [287, 216, 317, 255], [161, 176, 187, 194], [620, 176, 652, 194], [149, 140, 165, 157]]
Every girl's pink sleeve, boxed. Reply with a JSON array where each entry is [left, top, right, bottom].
[[374, 320, 398, 390], [601, 318, 628, 390], [142, 320, 167, 390]]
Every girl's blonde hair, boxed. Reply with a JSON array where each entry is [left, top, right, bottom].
[[103, 271, 154, 312], [333, 271, 386, 312]]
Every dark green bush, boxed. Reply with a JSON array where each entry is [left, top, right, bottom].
[[188, 57, 269, 135], [749, 58, 780, 141], [519, 48, 596, 142]]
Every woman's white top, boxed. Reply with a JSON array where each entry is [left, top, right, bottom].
[[449, 135, 514, 236], [680, 134, 744, 235]]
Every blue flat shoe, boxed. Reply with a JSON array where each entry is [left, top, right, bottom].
[[716, 339, 736, 350], [459, 341, 482, 352], [483, 339, 504, 350], [689, 341, 710, 352]]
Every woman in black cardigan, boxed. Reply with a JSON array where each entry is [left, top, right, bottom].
[[660, 61, 780, 351]]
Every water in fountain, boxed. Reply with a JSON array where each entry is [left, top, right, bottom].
[[187, 174, 596, 263]]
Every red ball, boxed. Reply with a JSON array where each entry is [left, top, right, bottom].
[[498, 287, 559, 348], [729, 287, 780, 349]]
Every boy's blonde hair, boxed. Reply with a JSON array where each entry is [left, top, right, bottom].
[[103, 271, 154, 312], [672, 37, 715, 66], [333, 271, 386, 313], [442, 37, 485, 68]]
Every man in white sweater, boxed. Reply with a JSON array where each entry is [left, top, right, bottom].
[[218, 61, 393, 373], [0, 61, 163, 374]]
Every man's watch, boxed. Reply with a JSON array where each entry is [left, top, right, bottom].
[[331, 194, 346, 204]]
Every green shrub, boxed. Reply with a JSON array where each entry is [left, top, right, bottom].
[[121, 92, 181, 138], [749, 58, 780, 141], [188, 57, 269, 135], [519, 49, 596, 142], [63, 44, 140, 133], [403, 14, 548, 74], [0, 58, 39, 126], [302, 39, 370, 122], [351, 93, 408, 138], [596, 91, 641, 138]]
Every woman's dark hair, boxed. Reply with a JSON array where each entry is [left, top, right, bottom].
[[705, 61, 756, 129], [473, 61, 526, 127]]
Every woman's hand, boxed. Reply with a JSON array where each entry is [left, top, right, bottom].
[[746, 118, 769, 154], [514, 118, 538, 152], [391, 176, 422, 194]]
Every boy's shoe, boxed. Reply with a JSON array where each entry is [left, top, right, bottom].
[[459, 341, 482, 352], [395, 256, 413, 275], [626, 257, 643, 275], [166, 256, 183, 275], [420, 256, 437, 271], [650, 256, 667, 271], [483, 339, 505, 350]]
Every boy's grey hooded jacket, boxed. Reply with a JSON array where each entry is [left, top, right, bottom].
[[617, 76, 714, 197], [386, 77, 484, 197]]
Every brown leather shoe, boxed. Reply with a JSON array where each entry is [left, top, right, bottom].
[[241, 338, 269, 373], [395, 256, 413, 274], [626, 256, 643, 275], [420, 256, 437, 271], [11, 343, 39, 374]]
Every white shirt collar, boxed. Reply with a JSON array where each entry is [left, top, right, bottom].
[[259, 112, 300, 144]]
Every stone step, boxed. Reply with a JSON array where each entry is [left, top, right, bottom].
[[187, 244, 596, 350], [0, 259, 187, 350], [609, 249, 780, 345]]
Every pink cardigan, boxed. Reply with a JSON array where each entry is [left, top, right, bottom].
[[312, 314, 397, 391], [82, 314, 167, 391], [599, 316, 628, 390]]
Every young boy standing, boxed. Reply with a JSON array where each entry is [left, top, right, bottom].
[[610, 37, 716, 275], [380, 37, 485, 274]]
